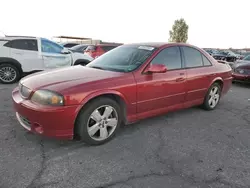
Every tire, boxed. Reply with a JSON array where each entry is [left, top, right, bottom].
[[74, 60, 90, 66], [0, 63, 20, 84], [75, 97, 122, 145], [202, 82, 222, 110]]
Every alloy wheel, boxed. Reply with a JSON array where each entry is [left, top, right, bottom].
[[0, 66, 17, 83], [208, 86, 220, 108], [87, 105, 118, 141]]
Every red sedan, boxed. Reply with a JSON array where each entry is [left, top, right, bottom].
[[12, 43, 232, 145]]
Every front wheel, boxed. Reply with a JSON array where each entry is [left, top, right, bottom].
[[75, 97, 122, 145], [202, 83, 222, 110]]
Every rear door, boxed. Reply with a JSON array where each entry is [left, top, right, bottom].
[[40, 38, 72, 69], [7, 39, 44, 72], [180, 46, 213, 104]]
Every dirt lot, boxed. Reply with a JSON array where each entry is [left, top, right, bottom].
[[0, 83, 250, 188]]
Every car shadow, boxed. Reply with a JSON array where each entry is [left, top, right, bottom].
[[232, 82, 250, 88], [21, 105, 205, 155]]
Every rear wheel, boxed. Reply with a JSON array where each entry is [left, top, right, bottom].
[[202, 83, 222, 110], [75, 97, 122, 145], [0, 63, 20, 84]]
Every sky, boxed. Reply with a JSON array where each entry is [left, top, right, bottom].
[[0, 0, 249, 49]]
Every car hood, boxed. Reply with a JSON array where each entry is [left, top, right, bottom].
[[20, 66, 124, 92]]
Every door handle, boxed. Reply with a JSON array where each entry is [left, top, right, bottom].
[[43, 56, 51, 59], [176, 77, 185, 82]]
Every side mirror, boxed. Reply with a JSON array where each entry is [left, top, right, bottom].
[[61, 48, 70, 54], [145, 64, 167, 74]]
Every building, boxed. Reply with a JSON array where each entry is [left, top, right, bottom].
[[52, 35, 123, 45]]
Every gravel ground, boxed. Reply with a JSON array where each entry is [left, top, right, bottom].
[[0, 83, 250, 188]]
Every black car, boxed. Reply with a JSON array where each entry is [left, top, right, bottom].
[[60, 42, 79, 48], [204, 49, 227, 61], [219, 50, 238, 62]]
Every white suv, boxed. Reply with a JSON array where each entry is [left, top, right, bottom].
[[0, 36, 93, 84]]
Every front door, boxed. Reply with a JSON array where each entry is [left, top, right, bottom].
[[40, 38, 72, 69], [135, 46, 187, 116]]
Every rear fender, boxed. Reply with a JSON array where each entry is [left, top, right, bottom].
[[208, 77, 223, 92]]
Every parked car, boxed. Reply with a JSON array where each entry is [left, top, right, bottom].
[[60, 42, 79, 48], [219, 49, 238, 62], [0, 36, 93, 84], [204, 49, 227, 61], [84, 44, 121, 59], [236, 54, 250, 63], [12, 43, 232, 145], [232, 57, 250, 83], [69, 44, 89, 53]]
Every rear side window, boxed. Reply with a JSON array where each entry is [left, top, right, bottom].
[[202, 55, 212, 66], [182, 46, 203, 68], [101, 46, 117, 52], [4, 39, 38, 51]]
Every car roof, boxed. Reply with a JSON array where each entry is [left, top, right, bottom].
[[123, 42, 197, 48], [88, 44, 122, 47], [0, 35, 37, 40]]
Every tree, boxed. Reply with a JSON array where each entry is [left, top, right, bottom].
[[168, 18, 189, 43]]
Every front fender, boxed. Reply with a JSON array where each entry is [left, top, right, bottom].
[[75, 89, 129, 113]]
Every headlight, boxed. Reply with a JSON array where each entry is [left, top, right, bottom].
[[31, 90, 64, 106]]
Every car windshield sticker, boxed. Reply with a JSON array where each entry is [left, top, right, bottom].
[[138, 46, 155, 51]]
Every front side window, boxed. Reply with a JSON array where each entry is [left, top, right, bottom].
[[41, 39, 63, 53], [151, 46, 182, 70], [182, 46, 203, 68], [5, 39, 38, 51], [86, 45, 156, 72]]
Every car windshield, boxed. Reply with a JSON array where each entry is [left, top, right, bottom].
[[86, 45, 156, 72]]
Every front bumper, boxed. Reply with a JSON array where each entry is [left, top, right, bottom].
[[12, 87, 79, 140]]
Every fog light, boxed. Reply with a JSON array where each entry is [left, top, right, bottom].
[[33, 123, 43, 134]]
